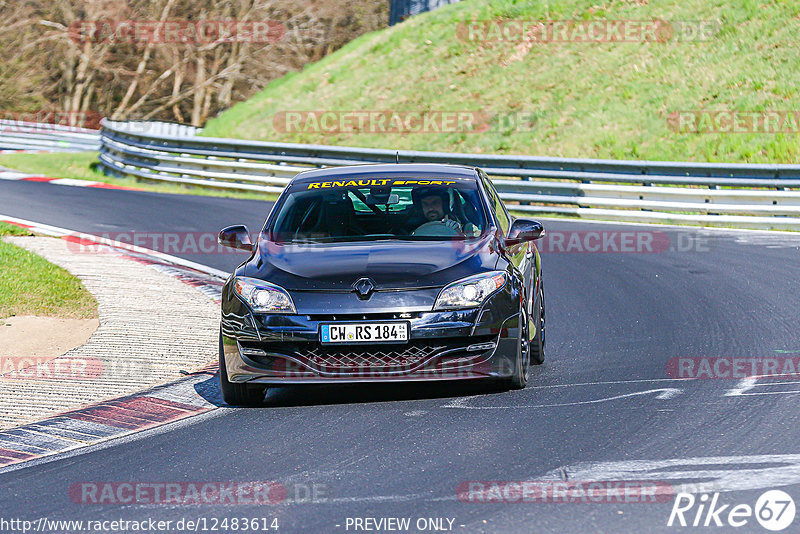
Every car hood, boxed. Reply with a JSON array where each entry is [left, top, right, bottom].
[[245, 235, 499, 291]]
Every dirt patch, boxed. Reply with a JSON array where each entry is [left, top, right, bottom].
[[0, 316, 98, 363]]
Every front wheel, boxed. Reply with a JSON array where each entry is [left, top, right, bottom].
[[530, 281, 546, 365], [503, 312, 530, 390], [219, 332, 267, 406]]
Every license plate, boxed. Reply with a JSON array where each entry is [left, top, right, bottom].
[[320, 322, 409, 344]]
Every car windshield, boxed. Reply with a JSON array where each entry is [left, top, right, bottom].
[[268, 177, 488, 243]]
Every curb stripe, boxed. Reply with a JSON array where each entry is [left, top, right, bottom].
[[80, 401, 191, 425], [21, 176, 139, 190], [86, 182, 142, 191], [0, 376, 217, 469], [0, 171, 40, 180], [27, 417, 124, 439], [0, 169, 143, 190], [67, 410, 155, 430], [0, 150, 55, 154], [120, 397, 202, 415], [23, 422, 116, 442], [0, 438, 52, 455], [2, 429, 81, 449], [0, 449, 36, 460], [0, 451, 39, 465], [83, 404, 174, 425]]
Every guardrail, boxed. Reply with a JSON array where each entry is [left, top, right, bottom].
[[0, 119, 100, 152], [98, 119, 800, 230]]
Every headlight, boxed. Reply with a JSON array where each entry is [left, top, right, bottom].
[[434, 271, 507, 311], [233, 277, 296, 314]]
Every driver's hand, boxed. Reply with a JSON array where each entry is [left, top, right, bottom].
[[442, 217, 462, 233], [464, 223, 480, 237]]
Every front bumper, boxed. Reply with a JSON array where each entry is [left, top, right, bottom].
[[220, 288, 521, 384]]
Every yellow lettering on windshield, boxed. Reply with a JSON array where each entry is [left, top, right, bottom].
[[305, 179, 458, 189]]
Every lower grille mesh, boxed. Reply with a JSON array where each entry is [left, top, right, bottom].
[[306, 343, 446, 370]]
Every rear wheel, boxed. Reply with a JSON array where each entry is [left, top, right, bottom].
[[530, 281, 546, 365], [219, 332, 267, 406]]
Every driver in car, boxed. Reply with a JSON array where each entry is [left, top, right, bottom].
[[412, 187, 479, 236]]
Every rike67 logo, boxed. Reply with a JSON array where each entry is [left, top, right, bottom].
[[668, 490, 796, 531]]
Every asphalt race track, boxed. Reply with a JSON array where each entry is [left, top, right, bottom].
[[2, 179, 800, 533]]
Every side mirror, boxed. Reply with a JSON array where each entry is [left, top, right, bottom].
[[505, 219, 544, 246], [218, 225, 254, 251]]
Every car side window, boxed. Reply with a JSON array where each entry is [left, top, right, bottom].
[[482, 174, 510, 235]]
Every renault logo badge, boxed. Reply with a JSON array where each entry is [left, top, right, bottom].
[[353, 278, 376, 299]]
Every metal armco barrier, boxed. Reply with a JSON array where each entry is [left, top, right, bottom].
[[98, 119, 800, 230], [0, 119, 100, 152], [390, 0, 462, 26]]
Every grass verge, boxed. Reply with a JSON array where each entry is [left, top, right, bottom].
[[0, 222, 97, 319]]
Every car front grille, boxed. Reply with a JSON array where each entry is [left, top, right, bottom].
[[306, 343, 446, 370]]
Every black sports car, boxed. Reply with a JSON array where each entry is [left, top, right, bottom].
[[217, 163, 545, 405]]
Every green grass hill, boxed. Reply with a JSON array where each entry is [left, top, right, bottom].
[[201, 0, 800, 163]]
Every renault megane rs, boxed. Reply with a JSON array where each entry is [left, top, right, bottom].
[[217, 163, 546, 405]]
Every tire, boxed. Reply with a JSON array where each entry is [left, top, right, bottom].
[[530, 281, 546, 365], [219, 332, 267, 406], [503, 311, 530, 390]]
